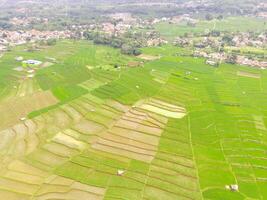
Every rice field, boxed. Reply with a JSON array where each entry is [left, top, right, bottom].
[[0, 40, 266, 199], [155, 17, 267, 41]]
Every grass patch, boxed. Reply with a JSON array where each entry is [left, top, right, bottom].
[[52, 85, 88, 102]]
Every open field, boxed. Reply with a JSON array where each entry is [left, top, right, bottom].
[[0, 91, 58, 129], [0, 40, 267, 199], [224, 46, 267, 56], [155, 17, 267, 41]]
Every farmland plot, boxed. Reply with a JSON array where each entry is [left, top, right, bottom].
[[0, 40, 266, 200], [0, 91, 58, 129]]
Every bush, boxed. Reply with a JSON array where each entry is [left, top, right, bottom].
[[47, 38, 57, 46], [205, 14, 214, 21]]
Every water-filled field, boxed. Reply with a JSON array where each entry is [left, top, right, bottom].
[[0, 40, 266, 200]]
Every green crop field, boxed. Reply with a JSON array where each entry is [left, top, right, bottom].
[[155, 17, 267, 41], [0, 40, 266, 200]]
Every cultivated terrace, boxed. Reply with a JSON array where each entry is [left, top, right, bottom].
[[0, 1, 266, 200]]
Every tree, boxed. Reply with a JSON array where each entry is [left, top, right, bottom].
[[205, 14, 214, 21], [121, 44, 134, 55], [217, 15, 224, 20], [121, 44, 141, 56], [0, 21, 12, 29], [187, 21, 196, 27], [226, 54, 237, 64], [47, 38, 57, 46], [210, 30, 221, 37], [222, 35, 234, 45], [83, 31, 94, 40], [111, 38, 123, 48], [133, 48, 142, 56], [114, 64, 119, 68]]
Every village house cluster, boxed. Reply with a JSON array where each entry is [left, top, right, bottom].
[[0, 11, 265, 68], [85, 13, 168, 47], [231, 33, 267, 47], [194, 51, 267, 68], [151, 14, 198, 26], [257, 3, 267, 19], [0, 12, 169, 54], [174, 32, 267, 48], [0, 29, 72, 51], [9, 17, 49, 27], [174, 31, 267, 68]]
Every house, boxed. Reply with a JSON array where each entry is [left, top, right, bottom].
[[117, 170, 125, 176], [206, 60, 218, 66], [22, 60, 42, 67], [15, 56, 24, 61]]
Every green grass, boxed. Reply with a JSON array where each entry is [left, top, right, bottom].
[[155, 17, 267, 41], [28, 103, 61, 118], [52, 85, 88, 102], [224, 46, 267, 56], [18, 40, 138, 117]]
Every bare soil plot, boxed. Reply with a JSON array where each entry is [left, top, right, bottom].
[[237, 71, 261, 79], [140, 104, 186, 118], [30, 149, 66, 167], [43, 142, 80, 158], [52, 132, 87, 150], [137, 98, 186, 119], [128, 61, 143, 67], [0, 129, 16, 152], [92, 142, 155, 162], [13, 67, 24, 72], [0, 189, 29, 200], [132, 108, 168, 124], [36, 175, 106, 200], [16, 78, 41, 98], [8, 160, 49, 177], [253, 115, 266, 130], [3, 170, 44, 185], [110, 127, 160, 146], [92, 104, 168, 163], [46, 111, 69, 131], [71, 182, 106, 195], [105, 100, 130, 113], [0, 177, 39, 195], [35, 190, 104, 200], [137, 54, 161, 61], [41, 62, 54, 68], [44, 175, 74, 185], [101, 131, 157, 150], [61, 104, 83, 123], [79, 78, 105, 91], [0, 120, 39, 157], [1, 158, 106, 200], [36, 183, 70, 195], [73, 120, 105, 135], [0, 91, 58, 129]]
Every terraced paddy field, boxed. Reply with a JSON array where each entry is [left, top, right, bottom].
[[0, 40, 267, 199]]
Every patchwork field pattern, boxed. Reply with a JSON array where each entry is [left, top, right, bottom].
[[0, 41, 266, 199]]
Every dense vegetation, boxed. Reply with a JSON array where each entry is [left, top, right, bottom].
[[83, 31, 144, 56]]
